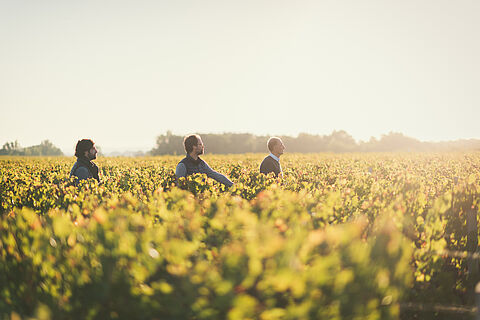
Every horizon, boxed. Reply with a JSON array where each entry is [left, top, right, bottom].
[[2, 130, 480, 156], [1, 1, 479, 153]]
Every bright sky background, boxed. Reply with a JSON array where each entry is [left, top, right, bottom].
[[1, 0, 479, 154]]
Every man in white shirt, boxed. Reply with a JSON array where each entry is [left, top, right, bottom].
[[259, 137, 285, 178]]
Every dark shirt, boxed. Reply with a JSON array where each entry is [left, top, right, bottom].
[[70, 157, 100, 183], [260, 155, 282, 177], [175, 154, 233, 187]]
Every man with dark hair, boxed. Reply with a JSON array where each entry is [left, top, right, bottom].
[[260, 137, 285, 178], [70, 139, 100, 183], [175, 134, 233, 188]]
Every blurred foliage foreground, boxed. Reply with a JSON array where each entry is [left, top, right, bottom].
[[1, 153, 480, 320]]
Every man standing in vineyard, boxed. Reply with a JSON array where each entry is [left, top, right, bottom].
[[260, 137, 285, 178], [70, 139, 100, 183], [175, 134, 233, 188]]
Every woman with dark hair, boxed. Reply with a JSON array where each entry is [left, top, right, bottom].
[[70, 139, 100, 183]]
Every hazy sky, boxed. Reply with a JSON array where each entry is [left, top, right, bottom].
[[1, 0, 479, 154]]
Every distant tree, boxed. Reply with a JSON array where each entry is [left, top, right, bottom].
[[326, 130, 357, 152], [0, 140, 63, 156], [291, 133, 323, 153], [0, 141, 23, 155], [24, 140, 63, 156], [373, 132, 423, 152], [95, 145, 104, 157], [150, 131, 184, 155], [150, 131, 480, 155], [359, 137, 378, 152]]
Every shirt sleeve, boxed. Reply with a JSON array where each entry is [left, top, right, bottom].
[[202, 162, 233, 188], [175, 163, 187, 178]]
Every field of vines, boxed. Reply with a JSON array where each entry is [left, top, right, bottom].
[[1, 153, 480, 320]]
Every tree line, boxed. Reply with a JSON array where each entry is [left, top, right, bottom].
[[2, 132, 479, 156], [0, 140, 63, 156], [150, 131, 480, 155]]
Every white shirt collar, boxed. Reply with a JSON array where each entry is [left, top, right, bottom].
[[269, 153, 280, 162]]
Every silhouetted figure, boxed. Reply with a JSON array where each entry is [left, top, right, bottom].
[[260, 137, 285, 178], [175, 134, 233, 187], [70, 139, 100, 183]]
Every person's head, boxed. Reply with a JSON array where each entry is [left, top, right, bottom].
[[184, 134, 204, 156], [75, 139, 97, 160], [267, 137, 285, 157]]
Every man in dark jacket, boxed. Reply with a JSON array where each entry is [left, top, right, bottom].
[[260, 137, 285, 178], [175, 134, 233, 188], [70, 139, 100, 183]]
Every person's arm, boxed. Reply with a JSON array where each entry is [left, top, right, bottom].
[[175, 163, 187, 179], [202, 162, 233, 188], [277, 163, 283, 178]]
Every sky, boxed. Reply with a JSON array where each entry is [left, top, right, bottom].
[[1, 0, 479, 154]]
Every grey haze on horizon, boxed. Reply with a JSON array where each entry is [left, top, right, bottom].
[[1, 0, 479, 154]]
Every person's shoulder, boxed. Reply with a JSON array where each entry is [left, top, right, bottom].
[[198, 157, 209, 167], [70, 161, 79, 175], [261, 155, 274, 163], [176, 157, 187, 169], [260, 155, 274, 169], [70, 160, 82, 171], [175, 161, 187, 177]]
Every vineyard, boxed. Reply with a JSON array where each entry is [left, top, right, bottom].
[[1, 153, 480, 320]]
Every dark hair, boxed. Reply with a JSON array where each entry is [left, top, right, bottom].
[[75, 139, 94, 157], [267, 137, 281, 152], [184, 134, 201, 153]]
